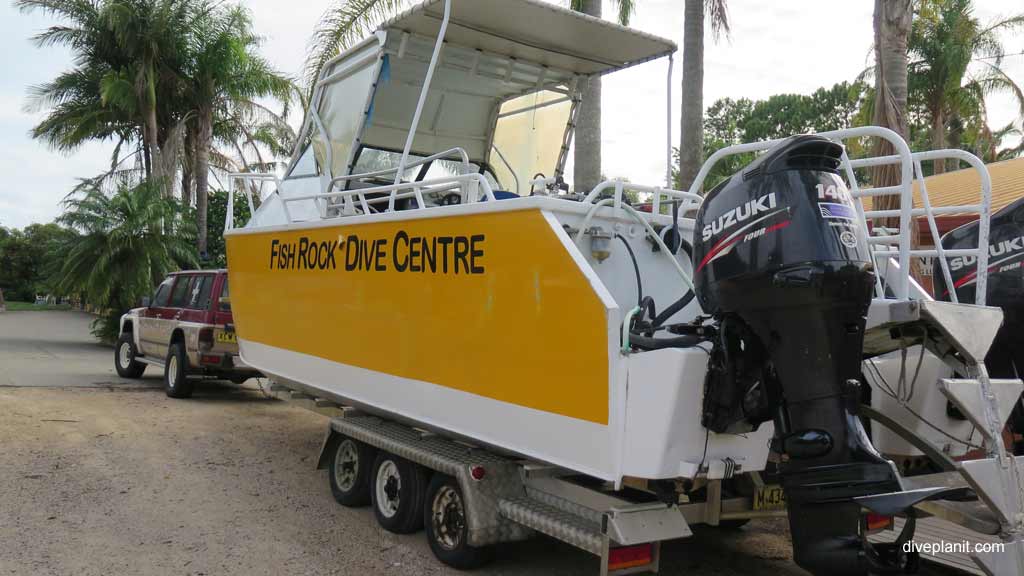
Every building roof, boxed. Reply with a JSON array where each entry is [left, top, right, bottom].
[[380, 0, 678, 76]]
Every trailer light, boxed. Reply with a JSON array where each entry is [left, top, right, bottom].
[[865, 513, 894, 533], [470, 466, 486, 481], [607, 543, 654, 571]]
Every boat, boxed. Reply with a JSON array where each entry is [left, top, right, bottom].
[[223, 1, 1024, 574]]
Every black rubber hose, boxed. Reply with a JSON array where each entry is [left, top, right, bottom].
[[628, 333, 705, 350], [652, 291, 696, 327], [616, 234, 643, 307]]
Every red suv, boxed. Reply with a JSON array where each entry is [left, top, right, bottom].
[[114, 269, 259, 397]]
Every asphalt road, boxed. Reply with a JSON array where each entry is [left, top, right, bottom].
[[0, 310, 950, 576]]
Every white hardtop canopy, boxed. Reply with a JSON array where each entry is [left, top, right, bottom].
[[379, 0, 677, 77], [279, 0, 678, 212]]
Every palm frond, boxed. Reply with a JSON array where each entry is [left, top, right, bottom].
[[705, 0, 731, 40], [303, 0, 407, 93]]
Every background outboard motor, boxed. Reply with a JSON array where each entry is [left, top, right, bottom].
[[693, 135, 910, 575], [935, 197, 1024, 452]]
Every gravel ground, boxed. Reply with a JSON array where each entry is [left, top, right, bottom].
[[0, 311, 946, 575]]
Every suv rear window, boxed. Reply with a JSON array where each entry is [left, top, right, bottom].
[[168, 276, 192, 308], [187, 275, 214, 310], [218, 278, 230, 312], [153, 278, 174, 307]]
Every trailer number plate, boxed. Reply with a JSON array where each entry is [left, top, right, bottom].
[[216, 332, 237, 344], [753, 485, 785, 511]]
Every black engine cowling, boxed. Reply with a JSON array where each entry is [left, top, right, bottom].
[[693, 135, 908, 575], [935, 197, 1024, 452]]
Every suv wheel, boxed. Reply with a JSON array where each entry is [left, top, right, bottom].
[[164, 342, 194, 399], [114, 333, 146, 378]]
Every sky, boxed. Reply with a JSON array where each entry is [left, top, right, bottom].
[[1, 0, 1022, 230]]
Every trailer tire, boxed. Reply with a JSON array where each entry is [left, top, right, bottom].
[[371, 452, 427, 534], [114, 333, 146, 378], [328, 435, 374, 507], [164, 342, 194, 399], [714, 518, 750, 530], [424, 474, 495, 570]]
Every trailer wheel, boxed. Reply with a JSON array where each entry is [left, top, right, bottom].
[[164, 342, 194, 398], [328, 436, 375, 507], [715, 518, 750, 530], [114, 333, 146, 378], [371, 452, 427, 534], [424, 474, 495, 569]]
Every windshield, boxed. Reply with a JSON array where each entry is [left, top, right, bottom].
[[351, 148, 502, 191], [490, 90, 572, 196]]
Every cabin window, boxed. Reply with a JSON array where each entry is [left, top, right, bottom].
[[490, 90, 572, 196], [313, 54, 380, 179], [352, 148, 424, 182], [288, 143, 320, 179]]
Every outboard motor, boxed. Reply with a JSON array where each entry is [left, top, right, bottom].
[[935, 197, 1024, 452], [694, 136, 912, 575]]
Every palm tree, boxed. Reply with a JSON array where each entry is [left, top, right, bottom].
[[19, 1, 142, 160], [56, 179, 197, 341], [908, 0, 1024, 173], [181, 3, 292, 256], [678, 0, 729, 192], [99, 0, 198, 193], [869, 0, 912, 219], [570, 0, 635, 194], [18, 0, 196, 193]]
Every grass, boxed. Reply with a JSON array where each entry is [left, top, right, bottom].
[[3, 301, 73, 312]]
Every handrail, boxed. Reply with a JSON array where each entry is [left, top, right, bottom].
[[851, 148, 992, 305], [326, 147, 472, 214], [225, 172, 279, 231], [327, 147, 471, 190], [581, 180, 703, 217], [281, 173, 496, 220], [686, 127, 991, 305]]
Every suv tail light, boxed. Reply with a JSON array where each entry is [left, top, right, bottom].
[[198, 328, 214, 351]]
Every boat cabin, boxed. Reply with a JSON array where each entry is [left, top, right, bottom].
[[244, 0, 677, 227]]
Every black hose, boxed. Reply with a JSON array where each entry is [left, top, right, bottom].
[[652, 291, 696, 327], [628, 333, 706, 350], [616, 234, 643, 307]]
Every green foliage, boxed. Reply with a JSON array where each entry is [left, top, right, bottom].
[[677, 82, 868, 190], [569, 0, 637, 26], [56, 180, 198, 342], [907, 0, 1024, 165], [4, 301, 73, 312], [203, 189, 253, 268], [304, 0, 408, 93], [0, 223, 77, 302]]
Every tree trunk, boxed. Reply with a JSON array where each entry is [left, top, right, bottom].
[[870, 0, 912, 227], [196, 107, 213, 258], [181, 126, 195, 208], [144, 104, 165, 195], [142, 140, 152, 180], [574, 0, 602, 194], [931, 108, 947, 174], [679, 0, 705, 192]]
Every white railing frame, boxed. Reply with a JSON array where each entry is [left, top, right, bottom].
[[848, 148, 991, 305], [582, 180, 703, 214], [225, 172, 279, 231], [280, 173, 497, 222], [325, 147, 473, 213], [686, 126, 992, 305]]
